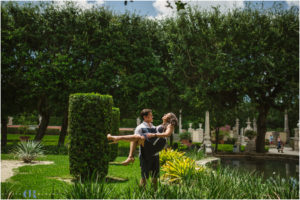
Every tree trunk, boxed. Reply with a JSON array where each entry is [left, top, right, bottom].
[[256, 105, 269, 153], [34, 113, 50, 141], [215, 127, 219, 153], [1, 116, 8, 148], [58, 109, 68, 147], [34, 96, 50, 141]]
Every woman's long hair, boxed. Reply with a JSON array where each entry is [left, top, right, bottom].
[[162, 112, 178, 131]]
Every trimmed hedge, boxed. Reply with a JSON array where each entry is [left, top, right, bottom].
[[109, 107, 120, 162], [68, 93, 113, 181]]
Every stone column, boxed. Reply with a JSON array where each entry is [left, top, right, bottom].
[[253, 118, 257, 133], [241, 127, 246, 146], [188, 123, 193, 133], [204, 111, 212, 154], [234, 118, 240, 138], [179, 109, 182, 134], [8, 117, 13, 125], [199, 123, 204, 143], [284, 109, 290, 143], [234, 118, 240, 152]]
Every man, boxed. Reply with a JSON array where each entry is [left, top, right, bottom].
[[123, 109, 161, 187]]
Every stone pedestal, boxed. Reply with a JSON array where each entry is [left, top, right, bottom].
[[192, 123, 203, 143], [234, 118, 239, 138], [204, 111, 212, 154], [245, 138, 256, 152]]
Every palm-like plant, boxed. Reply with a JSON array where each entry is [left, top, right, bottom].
[[12, 140, 45, 163]]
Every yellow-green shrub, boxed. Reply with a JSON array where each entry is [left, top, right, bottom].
[[161, 157, 197, 183], [159, 148, 186, 166]]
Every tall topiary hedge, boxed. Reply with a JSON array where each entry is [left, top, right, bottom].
[[68, 93, 113, 180], [109, 107, 120, 162]]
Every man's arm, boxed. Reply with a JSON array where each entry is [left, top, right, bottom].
[[148, 125, 174, 138]]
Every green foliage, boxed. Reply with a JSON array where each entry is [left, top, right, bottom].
[[121, 167, 298, 199], [1, 1, 298, 153], [159, 148, 186, 166], [0, 183, 16, 199], [161, 157, 198, 183], [109, 107, 120, 162], [120, 118, 136, 128], [12, 140, 45, 163], [179, 131, 191, 140], [68, 93, 113, 180], [185, 148, 206, 160], [245, 130, 257, 140], [63, 171, 114, 199]]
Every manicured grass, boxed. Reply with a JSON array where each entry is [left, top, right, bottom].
[[1, 154, 141, 199], [1, 152, 298, 199], [1, 154, 71, 199]]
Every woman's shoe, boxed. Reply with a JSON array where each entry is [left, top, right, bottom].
[[121, 157, 135, 166], [107, 134, 118, 144]]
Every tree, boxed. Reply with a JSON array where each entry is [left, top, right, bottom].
[[164, 3, 298, 152]]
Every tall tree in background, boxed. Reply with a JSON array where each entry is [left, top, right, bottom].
[[164, 3, 298, 152]]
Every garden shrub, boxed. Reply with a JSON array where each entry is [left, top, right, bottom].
[[159, 148, 186, 166], [68, 93, 113, 181], [161, 157, 198, 183], [119, 118, 136, 128], [179, 132, 191, 140], [109, 107, 120, 162]]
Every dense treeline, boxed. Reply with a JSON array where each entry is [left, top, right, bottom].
[[1, 2, 298, 152]]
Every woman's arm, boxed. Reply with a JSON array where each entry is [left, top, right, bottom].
[[148, 125, 174, 138]]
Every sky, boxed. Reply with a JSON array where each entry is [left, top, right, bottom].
[[9, 0, 300, 19]]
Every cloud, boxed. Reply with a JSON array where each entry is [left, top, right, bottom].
[[285, 0, 299, 8], [54, 0, 104, 10], [152, 0, 245, 19]]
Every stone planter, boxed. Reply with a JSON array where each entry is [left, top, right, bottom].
[[181, 139, 189, 145]]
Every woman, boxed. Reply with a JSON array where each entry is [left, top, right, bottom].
[[107, 112, 178, 164]]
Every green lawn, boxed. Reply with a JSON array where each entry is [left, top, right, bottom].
[[1, 154, 141, 199], [6, 134, 69, 146]]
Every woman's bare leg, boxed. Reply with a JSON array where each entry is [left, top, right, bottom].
[[107, 134, 142, 142], [121, 141, 138, 165], [107, 134, 144, 165]]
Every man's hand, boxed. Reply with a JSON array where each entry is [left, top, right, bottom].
[[147, 133, 156, 138]]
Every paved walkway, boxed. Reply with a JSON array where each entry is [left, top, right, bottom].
[[267, 147, 299, 156]]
